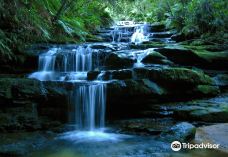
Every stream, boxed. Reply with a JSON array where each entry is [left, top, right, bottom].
[[0, 22, 227, 157]]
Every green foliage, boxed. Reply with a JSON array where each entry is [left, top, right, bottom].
[[108, 0, 227, 44], [0, 0, 112, 62], [157, 0, 228, 35]]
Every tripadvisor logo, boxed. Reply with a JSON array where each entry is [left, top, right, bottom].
[[171, 141, 220, 151], [171, 141, 182, 151]]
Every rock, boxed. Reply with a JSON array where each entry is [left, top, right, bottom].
[[171, 33, 186, 42], [141, 50, 173, 65], [155, 45, 228, 70], [0, 78, 70, 132], [112, 69, 133, 80], [155, 45, 208, 67], [133, 67, 150, 79], [87, 71, 100, 80], [106, 79, 166, 119], [90, 44, 115, 50], [142, 50, 166, 61], [150, 23, 166, 32], [171, 30, 199, 42], [133, 67, 219, 98], [104, 53, 136, 69], [159, 122, 196, 143], [113, 118, 175, 135], [194, 85, 220, 96], [195, 123, 228, 153], [148, 67, 213, 86], [173, 101, 228, 123], [0, 132, 53, 157]]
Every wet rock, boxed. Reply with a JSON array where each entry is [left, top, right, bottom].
[[155, 45, 208, 67], [155, 45, 228, 70], [0, 132, 53, 157], [148, 67, 213, 86], [159, 122, 196, 143], [173, 101, 228, 123], [133, 67, 150, 79], [90, 44, 115, 51], [87, 71, 100, 80], [195, 123, 228, 153], [112, 69, 133, 80], [133, 67, 218, 98], [194, 85, 220, 96], [104, 53, 136, 69], [112, 118, 175, 135], [141, 50, 173, 65], [0, 78, 70, 132]]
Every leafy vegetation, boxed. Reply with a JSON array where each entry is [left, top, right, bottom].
[[107, 0, 228, 44], [0, 0, 112, 62]]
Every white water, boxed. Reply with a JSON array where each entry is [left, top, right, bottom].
[[29, 45, 107, 133], [38, 48, 59, 71], [70, 84, 106, 130], [131, 24, 149, 45], [29, 46, 93, 81]]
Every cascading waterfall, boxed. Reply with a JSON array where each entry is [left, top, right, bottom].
[[29, 45, 107, 132], [131, 26, 145, 45], [38, 48, 58, 71], [70, 84, 106, 130], [111, 26, 122, 43]]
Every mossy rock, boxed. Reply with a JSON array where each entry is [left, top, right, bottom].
[[141, 49, 173, 65], [149, 67, 213, 86], [104, 53, 136, 69]]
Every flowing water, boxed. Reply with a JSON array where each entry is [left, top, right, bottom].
[[4, 21, 225, 157], [29, 45, 107, 132]]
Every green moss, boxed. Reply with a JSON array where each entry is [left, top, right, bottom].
[[196, 85, 220, 95]]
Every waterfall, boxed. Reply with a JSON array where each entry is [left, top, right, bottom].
[[61, 46, 93, 72], [111, 26, 122, 43], [131, 23, 149, 45], [131, 26, 145, 45], [38, 48, 58, 71], [29, 45, 107, 132], [29, 46, 94, 81], [70, 84, 106, 130]]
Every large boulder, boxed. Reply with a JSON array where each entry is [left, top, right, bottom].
[[154, 45, 208, 67], [155, 45, 228, 70], [141, 49, 173, 65], [134, 67, 213, 86]]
